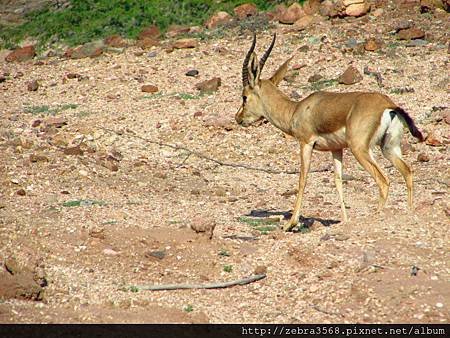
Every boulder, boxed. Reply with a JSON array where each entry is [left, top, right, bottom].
[[5, 45, 36, 62], [204, 11, 233, 29]]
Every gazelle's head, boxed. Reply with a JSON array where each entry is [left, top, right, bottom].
[[235, 33, 291, 127]]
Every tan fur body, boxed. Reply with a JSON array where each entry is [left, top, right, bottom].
[[237, 35, 424, 231]]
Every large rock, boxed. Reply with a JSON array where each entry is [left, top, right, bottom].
[[234, 3, 258, 19], [338, 66, 363, 85], [138, 25, 160, 40], [267, 4, 287, 21], [5, 45, 36, 62], [303, 0, 321, 15], [69, 41, 105, 59], [293, 15, 315, 30], [104, 35, 128, 47], [204, 11, 233, 29], [166, 25, 190, 38], [195, 77, 221, 92], [279, 3, 305, 24], [398, 27, 426, 40], [344, 0, 371, 16], [319, 0, 341, 17], [136, 38, 160, 49], [173, 38, 198, 49]]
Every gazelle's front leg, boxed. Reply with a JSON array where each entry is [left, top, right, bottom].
[[282, 142, 313, 231], [332, 149, 348, 222]]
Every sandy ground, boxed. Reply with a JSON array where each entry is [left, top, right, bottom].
[[0, 3, 449, 323]]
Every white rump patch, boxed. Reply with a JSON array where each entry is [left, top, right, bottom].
[[373, 109, 404, 157]]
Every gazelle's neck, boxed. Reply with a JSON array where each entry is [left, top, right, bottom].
[[260, 81, 298, 135]]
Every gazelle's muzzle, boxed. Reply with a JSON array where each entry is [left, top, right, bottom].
[[235, 105, 244, 125]]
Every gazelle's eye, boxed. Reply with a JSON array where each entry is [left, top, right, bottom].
[[243, 96, 247, 103]]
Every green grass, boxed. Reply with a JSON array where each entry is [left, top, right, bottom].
[[184, 304, 194, 312], [24, 103, 78, 115], [0, 0, 290, 50], [223, 265, 233, 273], [218, 249, 230, 257], [238, 216, 279, 234], [62, 199, 106, 207]]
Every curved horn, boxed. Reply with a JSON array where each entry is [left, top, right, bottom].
[[259, 33, 276, 72], [242, 33, 256, 87]]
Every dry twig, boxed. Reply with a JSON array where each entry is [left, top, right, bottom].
[[128, 274, 266, 291], [99, 127, 330, 175]]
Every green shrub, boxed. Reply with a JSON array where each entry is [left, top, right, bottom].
[[0, 0, 292, 50]]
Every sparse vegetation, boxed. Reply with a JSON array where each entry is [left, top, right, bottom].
[[24, 103, 78, 115], [223, 265, 233, 273], [218, 249, 230, 257], [62, 199, 106, 207], [0, 0, 287, 50], [184, 304, 194, 312]]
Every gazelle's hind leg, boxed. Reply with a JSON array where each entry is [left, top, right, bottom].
[[351, 148, 390, 209], [347, 108, 390, 210], [381, 116, 414, 209]]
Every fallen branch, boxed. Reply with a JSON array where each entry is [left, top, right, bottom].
[[310, 303, 344, 318], [99, 127, 330, 175], [127, 274, 266, 291]]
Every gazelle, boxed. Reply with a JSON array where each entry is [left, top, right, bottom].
[[235, 34, 424, 232]]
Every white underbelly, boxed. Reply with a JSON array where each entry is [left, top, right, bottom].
[[314, 128, 347, 151]]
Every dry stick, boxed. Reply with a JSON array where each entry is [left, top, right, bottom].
[[310, 304, 344, 318], [131, 274, 266, 291], [99, 127, 330, 175]]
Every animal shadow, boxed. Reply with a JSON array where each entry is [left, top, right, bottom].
[[247, 209, 340, 232]]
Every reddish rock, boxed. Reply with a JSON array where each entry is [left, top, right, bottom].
[[104, 35, 128, 47], [44, 117, 67, 128], [32, 119, 42, 128], [29, 153, 49, 163], [303, 0, 321, 15], [136, 38, 160, 49], [279, 3, 305, 24], [204, 11, 232, 29], [16, 189, 26, 196], [195, 77, 221, 92], [293, 15, 315, 30], [268, 4, 287, 21], [234, 3, 258, 19], [67, 73, 81, 79], [70, 41, 104, 59], [173, 38, 198, 49], [166, 25, 190, 38], [64, 145, 84, 156], [338, 66, 363, 85], [27, 80, 39, 91], [425, 133, 443, 146], [443, 110, 450, 125], [364, 38, 382, 51], [398, 27, 425, 40], [141, 84, 159, 93], [5, 45, 36, 62], [417, 152, 430, 162], [319, 0, 341, 17], [344, 0, 370, 17], [138, 25, 160, 40]]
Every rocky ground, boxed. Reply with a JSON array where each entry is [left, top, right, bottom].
[[0, 0, 449, 324]]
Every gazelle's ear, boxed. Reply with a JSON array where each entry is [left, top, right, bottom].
[[269, 56, 293, 87], [247, 52, 261, 88]]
